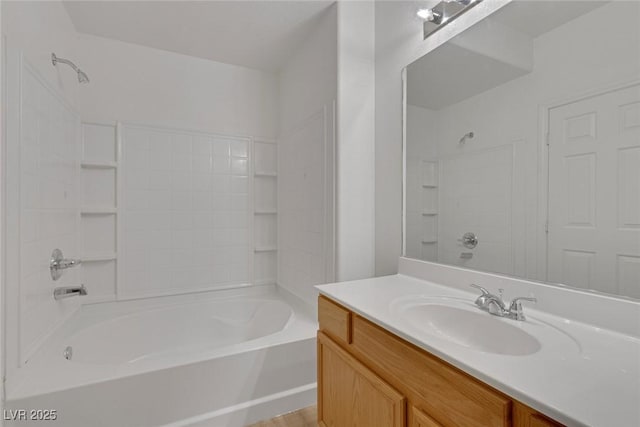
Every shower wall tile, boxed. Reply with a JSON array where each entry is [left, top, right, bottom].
[[121, 125, 252, 298], [18, 64, 82, 363]]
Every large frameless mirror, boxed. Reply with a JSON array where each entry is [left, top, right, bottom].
[[403, 0, 640, 299]]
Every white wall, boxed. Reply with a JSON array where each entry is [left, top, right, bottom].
[[335, 0, 376, 281], [278, 5, 337, 305], [374, 0, 511, 276], [1, 1, 80, 107], [77, 34, 278, 139]]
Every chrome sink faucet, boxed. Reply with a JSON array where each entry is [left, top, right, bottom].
[[470, 284, 536, 321]]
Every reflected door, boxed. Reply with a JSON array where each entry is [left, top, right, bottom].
[[547, 83, 640, 297]]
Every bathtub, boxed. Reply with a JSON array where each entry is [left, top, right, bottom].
[[5, 285, 318, 427]]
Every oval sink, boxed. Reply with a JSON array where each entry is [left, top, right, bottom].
[[396, 299, 542, 356]]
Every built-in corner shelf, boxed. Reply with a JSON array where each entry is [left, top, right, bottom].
[[422, 184, 438, 188], [81, 207, 117, 215], [253, 139, 278, 289], [81, 161, 118, 170], [83, 253, 117, 262], [421, 240, 438, 244], [421, 211, 438, 216], [80, 122, 120, 301]]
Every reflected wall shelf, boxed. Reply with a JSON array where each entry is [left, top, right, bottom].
[[81, 161, 118, 170], [81, 207, 117, 215]]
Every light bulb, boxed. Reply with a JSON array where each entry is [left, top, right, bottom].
[[416, 8, 434, 20]]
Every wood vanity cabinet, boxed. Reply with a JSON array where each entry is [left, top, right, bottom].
[[317, 296, 564, 427]]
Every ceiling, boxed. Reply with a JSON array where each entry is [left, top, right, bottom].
[[407, 42, 531, 110], [63, 1, 334, 72]]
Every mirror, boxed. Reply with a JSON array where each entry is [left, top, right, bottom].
[[404, 0, 640, 299]]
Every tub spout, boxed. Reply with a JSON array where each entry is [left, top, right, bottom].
[[54, 285, 87, 300]]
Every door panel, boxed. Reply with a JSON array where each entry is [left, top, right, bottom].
[[548, 83, 640, 297]]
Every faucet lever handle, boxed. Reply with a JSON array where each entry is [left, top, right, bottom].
[[470, 283, 489, 295], [509, 296, 537, 310], [508, 296, 537, 320]]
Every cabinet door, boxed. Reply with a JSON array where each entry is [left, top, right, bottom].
[[318, 332, 406, 427], [412, 406, 443, 427]]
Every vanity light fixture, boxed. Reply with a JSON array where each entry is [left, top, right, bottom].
[[444, 0, 475, 5], [419, 0, 483, 39], [417, 8, 443, 24]]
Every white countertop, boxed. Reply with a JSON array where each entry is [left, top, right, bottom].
[[317, 274, 640, 427]]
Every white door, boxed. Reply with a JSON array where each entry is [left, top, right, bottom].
[[547, 83, 640, 298]]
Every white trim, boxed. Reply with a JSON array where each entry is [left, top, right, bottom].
[[1, 32, 7, 402], [115, 122, 124, 300], [249, 136, 256, 288], [158, 383, 316, 427], [401, 67, 408, 258], [119, 121, 257, 144], [115, 282, 275, 303]]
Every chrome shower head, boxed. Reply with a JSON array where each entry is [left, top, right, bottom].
[[51, 53, 90, 84]]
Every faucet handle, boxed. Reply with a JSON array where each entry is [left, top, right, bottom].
[[509, 296, 537, 309], [508, 296, 537, 320], [470, 283, 489, 295]]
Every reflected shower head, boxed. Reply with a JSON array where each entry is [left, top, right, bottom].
[[51, 53, 90, 84], [459, 132, 474, 144]]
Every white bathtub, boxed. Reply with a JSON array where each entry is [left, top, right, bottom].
[[5, 286, 318, 427]]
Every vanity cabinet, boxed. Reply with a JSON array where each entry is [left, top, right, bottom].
[[317, 296, 563, 427]]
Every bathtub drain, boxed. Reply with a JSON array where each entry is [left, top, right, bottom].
[[63, 346, 73, 360]]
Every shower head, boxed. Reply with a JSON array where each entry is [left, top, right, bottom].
[[459, 132, 474, 144], [51, 53, 90, 84]]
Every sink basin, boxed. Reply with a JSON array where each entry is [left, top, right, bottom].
[[393, 298, 542, 356]]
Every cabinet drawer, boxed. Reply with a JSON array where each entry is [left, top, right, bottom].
[[412, 406, 443, 427], [318, 296, 351, 344], [351, 315, 511, 427]]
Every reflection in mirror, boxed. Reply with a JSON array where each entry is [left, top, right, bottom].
[[404, 0, 640, 299]]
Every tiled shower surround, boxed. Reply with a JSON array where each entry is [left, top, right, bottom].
[[121, 125, 252, 298], [18, 63, 81, 361]]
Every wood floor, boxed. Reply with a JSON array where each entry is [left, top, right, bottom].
[[246, 406, 317, 427]]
